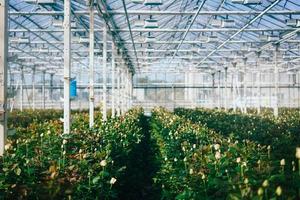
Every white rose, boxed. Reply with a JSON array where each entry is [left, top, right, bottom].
[[110, 177, 117, 185], [280, 159, 285, 166], [296, 147, 300, 159], [100, 160, 107, 167], [214, 144, 220, 151], [215, 151, 221, 160]]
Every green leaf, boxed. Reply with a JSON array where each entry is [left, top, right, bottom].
[[92, 176, 101, 184]]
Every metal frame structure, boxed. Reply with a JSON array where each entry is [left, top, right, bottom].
[[0, 0, 300, 155]]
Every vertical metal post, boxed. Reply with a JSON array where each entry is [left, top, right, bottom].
[[20, 66, 24, 111], [224, 66, 228, 111], [89, 2, 94, 127], [243, 57, 247, 113], [42, 70, 46, 109], [111, 43, 116, 118], [102, 25, 107, 121], [274, 45, 279, 118], [120, 66, 124, 114], [231, 62, 237, 112], [0, 0, 8, 156], [211, 73, 215, 108], [256, 52, 261, 114], [116, 65, 121, 116], [63, 0, 71, 134], [126, 68, 129, 110], [122, 65, 126, 114], [217, 70, 221, 110], [50, 73, 54, 104], [129, 72, 133, 109], [32, 67, 35, 110]]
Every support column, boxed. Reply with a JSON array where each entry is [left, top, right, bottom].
[[211, 72, 215, 108], [42, 70, 46, 109], [32, 67, 35, 110], [111, 43, 116, 118], [116, 65, 121, 117], [50, 73, 54, 106], [120, 66, 125, 115], [224, 66, 228, 111], [217, 70, 221, 110], [102, 25, 107, 121], [0, 0, 8, 156], [256, 52, 261, 114], [89, 3, 94, 127], [129, 72, 133, 109], [63, 0, 71, 134], [274, 45, 279, 118], [243, 57, 248, 114], [126, 68, 129, 111], [122, 65, 126, 114], [232, 62, 237, 112], [20, 66, 24, 111]]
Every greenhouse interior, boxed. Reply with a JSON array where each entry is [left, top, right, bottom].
[[1, 0, 300, 199]]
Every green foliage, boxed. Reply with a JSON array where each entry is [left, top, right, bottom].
[[151, 108, 300, 199], [0, 108, 146, 199], [174, 107, 300, 160]]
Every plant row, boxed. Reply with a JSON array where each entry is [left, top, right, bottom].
[[174, 108, 300, 160], [1, 108, 145, 199], [150, 108, 300, 199]]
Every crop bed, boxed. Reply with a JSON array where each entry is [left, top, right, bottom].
[[1, 108, 300, 199]]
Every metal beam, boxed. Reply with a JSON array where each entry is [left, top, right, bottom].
[[274, 45, 279, 117], [89, 3, 94, 128], [9, 28, 298, 33], [171, 0, 207, 60], [111, 43, 116, 118], [102, 24, 107, 121], [32, 67, 35, 110], [0, 0, 8, 156], [42, 70, 46, 109], [7, 39, 300, 45], [198, 0, 281, 66], [121, 0, 139, 69], [63, 0, 71, 134], [9, 10, 300, 16]]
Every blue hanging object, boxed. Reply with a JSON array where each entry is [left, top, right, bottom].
[[70, 78, 77, 98]]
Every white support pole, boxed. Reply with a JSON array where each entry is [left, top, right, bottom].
[[211, 73, 215, 108], [32, 67, 35, 110], [243, 57, 248, 114], [274, 45, 279, 118], [50, 73, 54, 106], [111, 43, 116, 118], [126, 68, 129, 110], [0, 0, 8, 156], [102, 25, 107, 121], [63, 0, 71, 134], [217, 70, 221, 110], [224, 66, 228, 111], [256, 52, 261, 114], [42, 70, 46, 109], [121, 65, 126, 114], [232, 62, 237, 112], [129, 72, 133, 109], [20, 66, 24, 111], [116, 66, 121, 116], [120, 66, 124, 115], [89, 3, 94, 127]]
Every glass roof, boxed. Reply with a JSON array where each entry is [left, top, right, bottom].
[[8, 0, 300, 75]]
